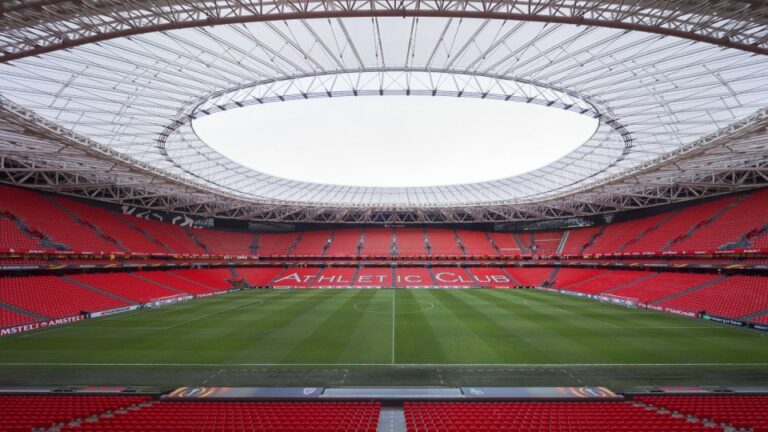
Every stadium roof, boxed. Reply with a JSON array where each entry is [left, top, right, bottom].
[[0, 1, 767, 223]]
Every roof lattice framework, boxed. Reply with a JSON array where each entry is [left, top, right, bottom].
[[0, 0, 767, 223]]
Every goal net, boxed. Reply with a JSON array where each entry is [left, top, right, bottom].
[[596, 294, 638, 309]]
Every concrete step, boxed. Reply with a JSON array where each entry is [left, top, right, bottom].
[[377, 406, 407, 432]]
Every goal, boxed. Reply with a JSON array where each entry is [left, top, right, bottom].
[[596, 294, 638, 309]]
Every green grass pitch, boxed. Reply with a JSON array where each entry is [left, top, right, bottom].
[[0, 288, 766, 390]]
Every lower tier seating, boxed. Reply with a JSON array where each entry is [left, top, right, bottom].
[[235, 267, 284, 287], [0, 395, 150, 432], [0, 275, 129, 319], [504, 267, 553, 286], [609, 273, 720, 304], [134, 271, 219, 296], [64, 401, 380, 432], [312, 267, 357, 287], [634, 395, 768, 432], [355, 267, 393, 287], [657, 275, 768, 318], [0, 307, 35, 328], [557, 270, 655, 295], [169, 269, 234, 291], [466, 267, 515, 288], [404, 401, 708, 432], [70, 273, 182, 304]]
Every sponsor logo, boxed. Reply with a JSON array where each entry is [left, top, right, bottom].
[[0, 315, 85, 337], [89, 305, 139, 318], [663, 308, 696, 318]]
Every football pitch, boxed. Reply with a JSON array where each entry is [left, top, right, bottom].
[[0, 288, 766, 390]]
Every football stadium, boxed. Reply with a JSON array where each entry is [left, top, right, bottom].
[[0, 0, 767, 430]]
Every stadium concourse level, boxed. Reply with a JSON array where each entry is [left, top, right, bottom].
[[1, 184, 768, 260], [2, 394, 768, 432], [1, 266, 768, 334]]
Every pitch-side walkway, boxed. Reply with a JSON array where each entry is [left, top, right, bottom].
[[377, 406, 407, 432]]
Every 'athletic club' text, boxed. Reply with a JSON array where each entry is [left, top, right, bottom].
[[271, 271, 511, 285]]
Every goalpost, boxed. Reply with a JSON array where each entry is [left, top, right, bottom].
[[596, 294, 639, 309]]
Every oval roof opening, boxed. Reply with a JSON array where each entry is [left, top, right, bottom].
[[193, 96, 599, 188]]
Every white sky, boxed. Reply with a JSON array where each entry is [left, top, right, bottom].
[[193, 96, 598, 187]]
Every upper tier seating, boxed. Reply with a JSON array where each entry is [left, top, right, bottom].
[[192, 229, 254, 255], [395, 268, 434, 287], [557, 270, 655, 295], [0, 219, 42, 250], [325, 229, 362, 257], [624, 197, 736, 253], [2, 184, 768, 259], [71, 273, 182, 304], [292, 230, 332, 256], [134, 271, 219, 296], [560, 226, 601, 256], [486, 232, 524, 257], [530, 231, 564, 255], [51, 197, 166, 254], [657, 275, 768, 318], [669, 189, 768, 252], [0, 275, 129, 318], [426, 229, 463, 256], [0, 307, 35, 328], [404, 401, 709, 432], [64, 401, 380, 432], [584, 213, 669, 255], [121, 216, 204, 254], [395, 228, 428, 257], [0, 185, 118, 253], [312, 267, 357, 287], [635, 395, 768, 432], [609, 273, 720, 304], [355, 268, 393, 287], [457, 230, 497, 256], [361, 228, 394, 257], [0, 395, 151, 432], [235, 267, 284, 287], [256, 232, 301, 256], [167, 269, 234, 291]]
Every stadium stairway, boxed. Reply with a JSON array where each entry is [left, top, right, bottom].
[[61, 275, 138, 306], [739, 306, 768, 322], [555, 231, 569, 254], [186, 228, 209, 254], [119, 217, 173, 254], [500, 268, 521, 285], [378, 406, 407, 432], [43, 195, 128, 253], [512, 233, 529, 255], [599, 272, 658, 295], [0, 300, 48, 322], [130, 274, 190, 296], [617, 210, 680, 253], [648, 275, 729, 306], [663, 195, 749, 251], [251, 232, 261, 254], [486, 232, 503, 255]]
